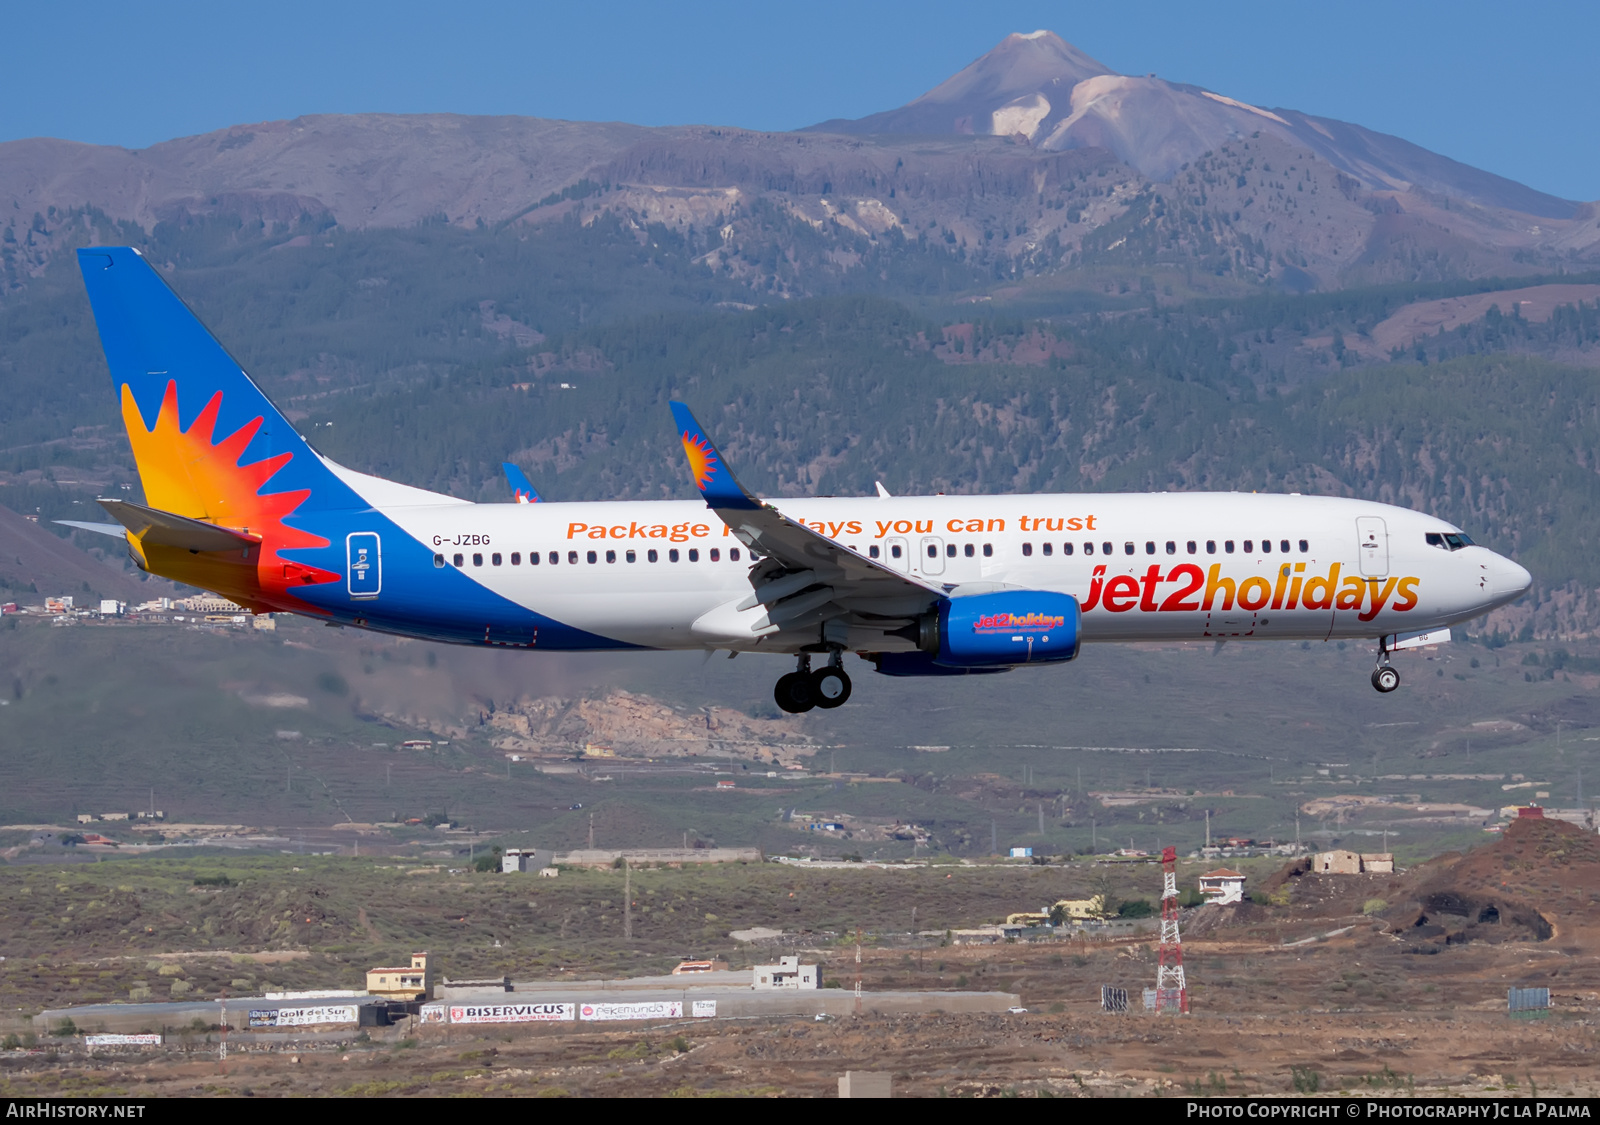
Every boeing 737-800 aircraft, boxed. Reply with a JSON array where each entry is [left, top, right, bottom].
[[70, 247, 1532, 713]]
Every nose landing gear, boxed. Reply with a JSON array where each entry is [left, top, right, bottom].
[[1371, 638, 1399, 693], [774, 652, 853, 713]]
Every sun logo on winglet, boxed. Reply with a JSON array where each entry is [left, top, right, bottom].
[[682, 431, 718, 491]]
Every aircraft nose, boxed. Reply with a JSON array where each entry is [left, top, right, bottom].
[[1487, 554, 1532, 601]]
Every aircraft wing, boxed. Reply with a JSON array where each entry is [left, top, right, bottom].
[[97, 499, 261, 552], [667, 403, 946, 626]]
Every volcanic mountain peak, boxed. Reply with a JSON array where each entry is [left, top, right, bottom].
[[809, 29, 1578, 219], [909, 29, 1115, 110]]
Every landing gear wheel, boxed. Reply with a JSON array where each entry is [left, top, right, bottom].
[[775, 672, 816, 714], [811, 667, 852, 709], [1371, 665, 1400, 693]]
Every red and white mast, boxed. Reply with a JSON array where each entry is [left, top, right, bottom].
[[1156, 845, 1189, 1014]]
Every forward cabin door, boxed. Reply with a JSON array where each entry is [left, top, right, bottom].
[[1356, 517, 1389, 577]]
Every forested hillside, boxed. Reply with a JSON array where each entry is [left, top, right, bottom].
[[3, 207, 1599, 636]]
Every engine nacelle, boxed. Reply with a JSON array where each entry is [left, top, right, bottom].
[[893, 590, 1081, 669]]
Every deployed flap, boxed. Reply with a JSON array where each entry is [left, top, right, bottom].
[[98, 498, 260, 553], [667, 402, 945, 607]]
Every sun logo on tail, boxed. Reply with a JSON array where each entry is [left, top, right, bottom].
[[682, 431, 718, 491], [121, 381, 336, 605]]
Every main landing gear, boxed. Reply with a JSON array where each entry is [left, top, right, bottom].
[[1371, 637, 1399, 693], [774, 652, 852, 714]]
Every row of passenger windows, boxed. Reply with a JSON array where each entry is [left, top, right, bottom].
[[1032, 538, 1311, 557], [435, 537, 1317, 570], [879, 538, 1314, 561], [436, 547, 744, 568]]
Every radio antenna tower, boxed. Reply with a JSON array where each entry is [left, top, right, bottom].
[[1156, 845, 1189, 1014]]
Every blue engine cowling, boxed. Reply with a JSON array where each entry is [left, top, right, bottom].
[[936, 590, 1081, 667]]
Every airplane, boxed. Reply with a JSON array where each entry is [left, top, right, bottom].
[[73, 246, 1533, 713]]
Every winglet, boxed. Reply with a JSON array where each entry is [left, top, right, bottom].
[[502, 462, 541, 504], [668, 402, 761, 510]]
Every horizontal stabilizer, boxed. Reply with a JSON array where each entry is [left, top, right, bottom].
[[55, 520, 129, 538], [97, 499, 260, 553]]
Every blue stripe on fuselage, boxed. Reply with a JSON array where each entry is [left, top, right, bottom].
[[280, 505, 642, 650]]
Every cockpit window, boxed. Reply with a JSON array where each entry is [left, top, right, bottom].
[[1427, 531, 1474, 551], [1445, 533, 1473, 549]]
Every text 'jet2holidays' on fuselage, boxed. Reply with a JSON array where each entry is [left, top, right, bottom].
[[67, 247, 1532, 713]]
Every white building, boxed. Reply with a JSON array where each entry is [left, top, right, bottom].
[[753, 956, 819, 989], [1198, 868, 1246, 905]]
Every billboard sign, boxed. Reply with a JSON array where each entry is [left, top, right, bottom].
[[450, 1003, 574, 1024], [249, 1005, 359, 1028], [84, 1034, 162, 1046], [691, 1000, 717, 1018], [579, 1001, 683, 1021]]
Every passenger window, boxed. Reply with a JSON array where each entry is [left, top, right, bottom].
[[688, 549, 699, 562], [964, 543, 975, 557], [1224, 541, 1234, 554], [567, 551, 577, 565], [869, 545, 880, 559], [1261, 540, 1271, 554], [1298, 539, 1308, 553], [453, 553, 464, 567], [1280, 539, 1290, 553], [1042, 542, 1053, 556], [1244, 540, 1254, 553], [586, 550, 597, 564], [1205, 541, 1215, 554], [1083, 542, 1094, 555], [1145, 541, 1156, 555], [1165, 541, 1176, 555], [891, 544, 902, 559], [648, 549, 659, 562], [730, 548, 741, 561], [626, 550, 637, 563], [1022, 543, 1032, 557], [605, 550, 616, 563], [1102, 542, 1113, 555], [927, 544, 938, 558], [983, 544, 993, 557], [510, 552, 520, 565], [472, 553, 483, 567], [1186, 541, 1196, 554], [710, 548, 720, 562], [1123, 542, 1134, 556], [530, 552, 540, 565], [946, 543, 956, 557], [1062, 543, 1073, 556], [433, 553, 444, 568], [669, 549, 680, 562], [491, 553, 502, 566]]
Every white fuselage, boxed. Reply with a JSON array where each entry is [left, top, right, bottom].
[[371, 489, 1530, 652]]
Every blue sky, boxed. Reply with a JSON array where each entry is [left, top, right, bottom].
[[4, 0, 1596, 200]]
